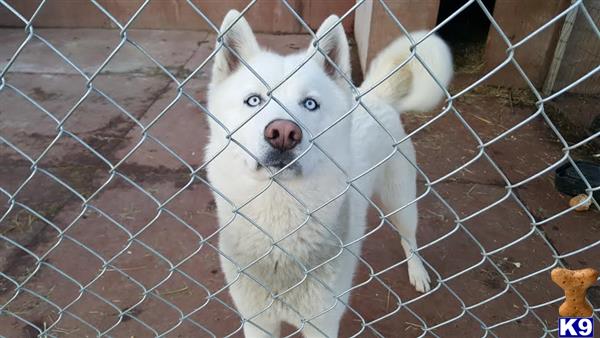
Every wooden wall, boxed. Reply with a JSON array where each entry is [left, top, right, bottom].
[[482, 0, 570, 89], [354, 0, 598, 94], [0, 0, 355, 33]]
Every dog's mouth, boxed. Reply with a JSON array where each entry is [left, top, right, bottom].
[[256, 151, 301, 175]]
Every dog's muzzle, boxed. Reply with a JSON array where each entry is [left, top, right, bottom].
[[257, 150, 301, 173]]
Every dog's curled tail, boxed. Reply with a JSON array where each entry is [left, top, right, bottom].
[[359, 31, 453, 113]]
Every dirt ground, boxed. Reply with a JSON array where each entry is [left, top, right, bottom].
[[1, 28, 599, 338]]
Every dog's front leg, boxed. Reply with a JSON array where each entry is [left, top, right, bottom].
[[224, 271, 281, 337], [300, 303, 344, 338], [243, 318, 280, 338]]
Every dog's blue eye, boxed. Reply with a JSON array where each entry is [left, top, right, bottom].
[[302, 98, 319, 111], [245, 95, 262, 107]]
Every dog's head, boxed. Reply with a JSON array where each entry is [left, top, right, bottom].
[[207, 10, 353, 180]]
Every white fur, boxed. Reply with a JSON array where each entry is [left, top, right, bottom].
[[361, 31, 453, 113], [205, 10, 453, 337]]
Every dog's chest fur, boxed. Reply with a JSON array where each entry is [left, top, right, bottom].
[[216, 177, 349, 291]]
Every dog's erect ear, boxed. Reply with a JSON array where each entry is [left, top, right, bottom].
[[212, 10, 260, 84], [309, 15, 350, 80]]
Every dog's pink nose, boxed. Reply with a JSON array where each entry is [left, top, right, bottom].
[[264, 119, 302, 151]]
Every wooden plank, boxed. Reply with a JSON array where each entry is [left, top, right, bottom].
[[304, 0, 355, 32], [483, 0, 570, 88], [1, 1, 114, 28], [354, 0, 373, 72], [553, 0, 600, 94], [0, 0, 354, 33]]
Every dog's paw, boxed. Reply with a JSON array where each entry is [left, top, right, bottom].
[[408, 258, 431, 293]]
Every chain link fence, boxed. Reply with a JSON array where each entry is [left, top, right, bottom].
[[0, 0, 599, 337]]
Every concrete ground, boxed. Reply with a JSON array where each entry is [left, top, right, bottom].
[[0, 28, 599, 337]]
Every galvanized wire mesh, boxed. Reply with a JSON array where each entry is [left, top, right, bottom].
[[0, 0, 599, 337]]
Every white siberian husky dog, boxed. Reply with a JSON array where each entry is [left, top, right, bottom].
[[205, 10, 452, 338]]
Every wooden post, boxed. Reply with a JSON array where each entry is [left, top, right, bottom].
[[354, 0, 440, 74]]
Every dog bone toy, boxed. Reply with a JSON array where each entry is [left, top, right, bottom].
[[569, 194, 592, 211], [551, 267, 598, 317]]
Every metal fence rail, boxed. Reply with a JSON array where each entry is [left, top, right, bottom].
[[0, 0, 599, 337]]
